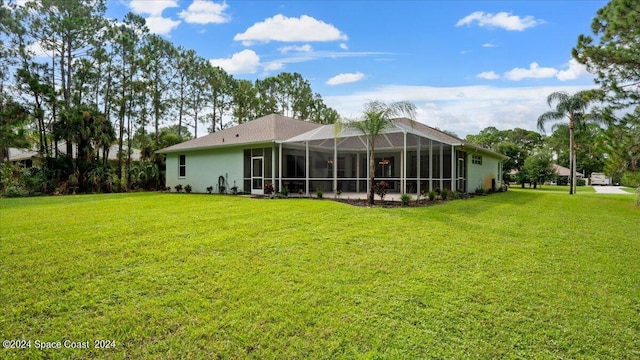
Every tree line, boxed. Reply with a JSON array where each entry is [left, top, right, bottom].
[[0, 0, 338, 196]]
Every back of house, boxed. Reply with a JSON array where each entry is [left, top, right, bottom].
[[590, 172, 610, 186]]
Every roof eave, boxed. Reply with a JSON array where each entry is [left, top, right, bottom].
[[156, 140, 275, 154]]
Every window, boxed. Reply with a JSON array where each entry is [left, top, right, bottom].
[[285, 154, 305, 178], [472, 154, 482, 165], [179, 155, 186, 177]]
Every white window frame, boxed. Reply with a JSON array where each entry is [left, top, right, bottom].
[[179, 154, 186, 178]]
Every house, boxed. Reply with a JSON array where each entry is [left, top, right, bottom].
[[552, 164, 584, 183], [158, 114, 508, 196], [7, 143, 141, 167]]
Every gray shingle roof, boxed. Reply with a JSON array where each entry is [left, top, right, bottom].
[[157, 114, 323, 153]]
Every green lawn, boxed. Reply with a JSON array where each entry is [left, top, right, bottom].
[[1, 189, 638, 359]]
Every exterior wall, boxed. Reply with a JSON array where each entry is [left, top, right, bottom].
[[165, 147, 244, 193], [466, 152, 502, 192]]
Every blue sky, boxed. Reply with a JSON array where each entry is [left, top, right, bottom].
[[105, 0, 607, 137]]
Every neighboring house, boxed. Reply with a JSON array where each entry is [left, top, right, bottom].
[[552, 164, 584, 181], [7, 143, 141, 167], [158, 114, 508, 195]]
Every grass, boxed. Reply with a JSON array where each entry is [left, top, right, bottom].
[[1, 189, 638, 359]]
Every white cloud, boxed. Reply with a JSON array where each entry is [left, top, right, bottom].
[[234, 14, 348, 45], [456, 11, 543, 31], [340, 43, 349, 50], [209, 49, 260, 75], [477, 71, 500, 80], [482, 43, 498, 48], [278, 44, 313, 54], [323, 84, 596, 137], [556, 59, 590, 81], [263, 62, 285, 73], [129, 0, 178, 17], [145, 16, 181, 36], [326, 72, 365, 85], [504, 62, 557, 81], [129, 0, 180, 35], [178, 0, 230, 24]]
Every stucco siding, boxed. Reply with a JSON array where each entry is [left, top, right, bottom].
[[467, 153, 502, 192], [165, 147, 244, 193]]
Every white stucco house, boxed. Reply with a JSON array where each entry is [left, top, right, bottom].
[[158, 114, 508, 196]]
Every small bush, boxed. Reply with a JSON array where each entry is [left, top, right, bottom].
[[175, 184, 183, 192], [621, 171, 640, 187], [400, 193, 411, 206], [440, 188, 449, 200], [452, 191, 461, 200], [280, 187, 289, 197], [316, 189, 323, 199], [577, 179, 586, 186], [206, 186, 213, 194], [3, 185, 28, 198], [264, 182, 274, 195], [374, 181, 390, 201], [428, 190, 436, 201], [184, 184, 192, 193]]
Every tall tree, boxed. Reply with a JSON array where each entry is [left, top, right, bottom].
[[23, 0, 108, 157], [207, 65, 233, 132], [343, 101, 417, 205], [140, 34, 177, 141], [573, 0, 640, 108], [523, 148, 556, 189], [537, 91, 601, 194], [231, 79, 257, 125]]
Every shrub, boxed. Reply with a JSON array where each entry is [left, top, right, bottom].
[[316, 189, 323, 199], [3, 185, 28, 198], [174, 184, 183, 192], [264, 182, 274, 195], [577, 179, 586, 186], [400, 193, 411, 206], [440, 188, 449, 200], [280, 187, 289, 197], [184, 184, 192, 193], [452, 191, 461, 200], [374, 181, 390, 201], [621, 171, 640, 187], [428, 190, 436, 201], [556, 176, 568, 186], [206, 186, 213, 194]]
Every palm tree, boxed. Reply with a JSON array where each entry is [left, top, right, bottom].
[[343, 100, 417, 204], [537, 90, 600, 195]]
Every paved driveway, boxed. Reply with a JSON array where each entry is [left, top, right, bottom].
[[592, 186, 630, 194]]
